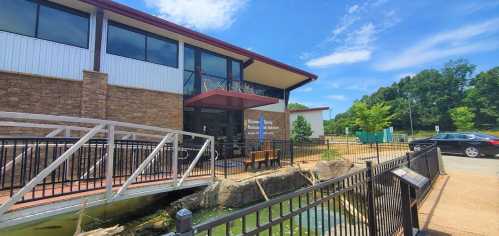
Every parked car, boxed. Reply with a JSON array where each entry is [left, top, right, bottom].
[[409, 132, 499, 158]]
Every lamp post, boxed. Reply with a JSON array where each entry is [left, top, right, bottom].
[[407, 94, 414, 138]]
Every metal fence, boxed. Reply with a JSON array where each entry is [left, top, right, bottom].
[[213, 139, 410, 178], [168, 144, 440, 236]]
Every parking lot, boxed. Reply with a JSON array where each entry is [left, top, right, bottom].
[[419, 155, 499, 235]]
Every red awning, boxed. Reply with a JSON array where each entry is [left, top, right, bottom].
[[184, 89, 279, 110]]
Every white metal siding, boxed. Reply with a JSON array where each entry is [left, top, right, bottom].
[[0, 13, 95, 80], [100, 18, 183, 94], [251, 99, 286, 112], [290, 111, 325, 138]]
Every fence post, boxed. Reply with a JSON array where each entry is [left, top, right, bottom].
[[366, 161, 377, 236], [167, 208, 194, 236], [172, 134, 179, 185], [375, 140, 380, 164], [406, 152, 411, 169], [327, 139, 330, 151], [224, 143, 228, 178], [290, 140, 294, 166], [105, 125, 115, 202]]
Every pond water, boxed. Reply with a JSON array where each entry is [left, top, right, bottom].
[[0, 191, 365, 236]]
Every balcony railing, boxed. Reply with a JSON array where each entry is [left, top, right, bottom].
[[196, 75, 284, 99]]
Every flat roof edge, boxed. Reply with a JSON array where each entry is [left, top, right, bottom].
[[289, 107, 330, 113], [79, 0, 318, 80]]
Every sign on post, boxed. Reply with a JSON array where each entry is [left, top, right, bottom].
[[345, 127, 349, 135], [391, 167, 429, 189], [435, 125, 440, 133]]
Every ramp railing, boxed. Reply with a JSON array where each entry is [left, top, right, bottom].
[[0, 112, 214, 217]]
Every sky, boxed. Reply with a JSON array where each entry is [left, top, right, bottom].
[[116, 0, 499, 118]]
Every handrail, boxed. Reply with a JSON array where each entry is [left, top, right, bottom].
[[113, 133, 173, 200], [0, 112, 212, 139], [177, 139, 211, 186], [0, 124, 105, 216], [0, 112, 215, 218]]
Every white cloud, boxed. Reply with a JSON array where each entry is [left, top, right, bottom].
[[376, 18, 499, 71], [306, 50, 371, 67], [348, 4, 359, 14], [299, 87, 313, 92], [145, 0, 247, 31], [304, 1, 400, 68], [326, 95, 347, 101]]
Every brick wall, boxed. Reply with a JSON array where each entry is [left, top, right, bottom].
[[244, 109, 289, 140], [0, 70, 183, 135], [107, 85, 182, 129]]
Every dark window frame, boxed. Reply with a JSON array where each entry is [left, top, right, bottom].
[[106, 20, 179, 68], [0, 0, 91, 49], [182, 43, 286, 99]]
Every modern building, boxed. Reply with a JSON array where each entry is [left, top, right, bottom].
[[289, 107, 329, 139], [0, 0, 317, 145]]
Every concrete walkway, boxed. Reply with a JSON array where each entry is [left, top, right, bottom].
[[419, 155, 499, 235]]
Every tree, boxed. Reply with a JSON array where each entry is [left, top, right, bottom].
[[288, 103, 308, 110], [291, 115, 313, 142], [352, 102, 392, 132], [464, 67, 499, 129], [449, 106, 475, 131]]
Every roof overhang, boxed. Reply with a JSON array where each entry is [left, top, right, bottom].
[[289, 107, 330, 113], [77, 0, 317, 90], [184, 90, 279, 110]]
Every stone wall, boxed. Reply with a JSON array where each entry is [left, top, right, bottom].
[[0, 70, 183, 135], [244, 109, 289, 140]]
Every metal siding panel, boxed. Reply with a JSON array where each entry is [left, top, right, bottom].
[[103, 53, 181, 94], [0, 31, 93, 80]]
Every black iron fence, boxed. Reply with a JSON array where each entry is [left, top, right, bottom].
[[168, 144, 440, 236], [0, 136, 412, 205], [213, 139, 409, 178]]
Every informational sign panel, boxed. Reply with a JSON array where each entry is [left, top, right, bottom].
[[391, 167, 429, 189], [435, 125, 440, 133], [345, 127, 349, 135]]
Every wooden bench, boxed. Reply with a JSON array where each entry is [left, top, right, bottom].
[[243, 151, 267, 171], [265, 149, 281, 167]]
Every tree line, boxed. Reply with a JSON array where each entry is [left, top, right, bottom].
[[324, 60, 499, 134]]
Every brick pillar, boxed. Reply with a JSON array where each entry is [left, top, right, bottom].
[[81, 70, 108, 119]]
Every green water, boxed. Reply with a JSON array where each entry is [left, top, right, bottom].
[[0, 191, 365, 236], [192, 192, 366, 236]]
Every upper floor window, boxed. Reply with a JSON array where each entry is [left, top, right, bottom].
[[106, 21, 178, 68], [0, 0, 89, 48], [201, 52, 227, 79]]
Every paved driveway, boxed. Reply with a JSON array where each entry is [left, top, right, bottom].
[[419, 155, 499, 235]]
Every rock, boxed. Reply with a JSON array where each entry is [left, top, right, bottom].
[[134, 211, 172, 233], [312, 159, 353, 181], [170, 167, 311, 211], [218, 167, 309, 208], [77, 225, 124, 236]]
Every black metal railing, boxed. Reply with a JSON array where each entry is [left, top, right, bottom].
[[213, 139, 410, 178], [192, 76, 284, 99], [168, 144, 440, 236], [0, 137, 213, 203]]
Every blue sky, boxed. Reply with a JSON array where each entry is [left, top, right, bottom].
[[117, 0, 499, 118]]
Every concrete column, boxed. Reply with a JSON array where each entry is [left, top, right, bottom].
[[81, 70, 108, 119]]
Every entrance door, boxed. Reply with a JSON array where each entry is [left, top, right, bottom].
[[184, 107, 243, 159]]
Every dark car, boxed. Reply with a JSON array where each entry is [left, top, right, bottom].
[[409, 132, 499, 158]]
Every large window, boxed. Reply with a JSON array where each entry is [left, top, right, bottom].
[[107, 21, 178, 67], [183, 46, 196, 95], [0, 0, 89, 48]]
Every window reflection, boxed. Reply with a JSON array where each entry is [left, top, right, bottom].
[[107, 23, 146, 61], [0, 0, 37, 37], [38, 5, 89, 48]]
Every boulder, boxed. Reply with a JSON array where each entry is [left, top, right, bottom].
[[312, 159, 354, 181]]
